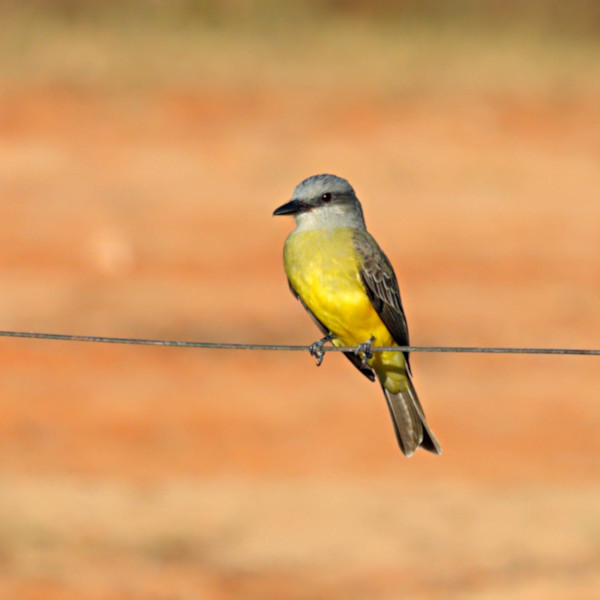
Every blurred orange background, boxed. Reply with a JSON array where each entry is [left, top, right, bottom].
[[1, 2, 599, 599]]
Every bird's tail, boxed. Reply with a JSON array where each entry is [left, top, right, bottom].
[[380, 375, 442, 457]]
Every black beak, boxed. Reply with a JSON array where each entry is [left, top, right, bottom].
[[273, 199, 304, 216]]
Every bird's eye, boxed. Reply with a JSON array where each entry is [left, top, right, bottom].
[[321, 192, 332, 202]]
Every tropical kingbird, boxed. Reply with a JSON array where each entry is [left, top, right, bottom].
[[274, 174, 441, 456]]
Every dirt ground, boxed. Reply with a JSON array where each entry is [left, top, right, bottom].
[[1, 13, 600, 599]]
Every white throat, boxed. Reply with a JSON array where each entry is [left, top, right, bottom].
[[293, 202, 366, 232]]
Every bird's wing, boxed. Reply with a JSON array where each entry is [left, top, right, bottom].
[[287, 279, 376, 381], [352, 230, 411, 370]]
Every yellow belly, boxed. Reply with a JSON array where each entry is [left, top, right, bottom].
[[283, 227, 407, 392]]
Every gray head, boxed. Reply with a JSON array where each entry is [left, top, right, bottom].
[[273, 174, 366, 231]]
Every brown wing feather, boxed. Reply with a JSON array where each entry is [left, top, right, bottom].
[[352, 231, 411, 371]]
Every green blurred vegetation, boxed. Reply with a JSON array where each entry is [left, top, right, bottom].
[[1, 0, 599, 93], [2, 0, 599, 33]]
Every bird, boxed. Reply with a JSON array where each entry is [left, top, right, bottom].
[[273, 174, 441, 456]]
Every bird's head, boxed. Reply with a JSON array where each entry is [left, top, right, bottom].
[[273, 174, 365, 230]]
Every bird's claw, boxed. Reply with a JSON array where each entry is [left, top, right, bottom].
[[355, 336, 375, 369], [309, 334, 334, 367]]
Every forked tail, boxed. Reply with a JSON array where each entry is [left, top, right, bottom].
[[380, 375, 442, 457]]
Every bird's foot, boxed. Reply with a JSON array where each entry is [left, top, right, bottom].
[[309, 333, 335, 367], [354, 335, 375, 369]]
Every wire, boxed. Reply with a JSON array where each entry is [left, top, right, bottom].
[[0, 330, 599, 356]]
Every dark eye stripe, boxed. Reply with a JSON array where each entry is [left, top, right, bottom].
[[321, 192, 332, 202]]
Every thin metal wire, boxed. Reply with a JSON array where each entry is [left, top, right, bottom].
[[0, 330, 599, 356]]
